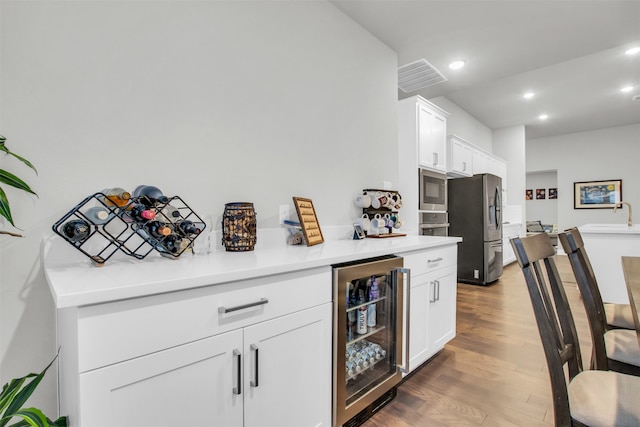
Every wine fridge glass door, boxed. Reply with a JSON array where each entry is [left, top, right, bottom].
[[333, 256, 404, 426]]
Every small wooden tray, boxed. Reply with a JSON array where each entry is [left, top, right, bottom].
[[292, 197, 324, 246], [366, 233, 407, 239]]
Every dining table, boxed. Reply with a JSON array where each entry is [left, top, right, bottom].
[[621, 256, 640, 346]]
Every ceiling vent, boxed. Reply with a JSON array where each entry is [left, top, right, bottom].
[[398, 59, 448, 93]]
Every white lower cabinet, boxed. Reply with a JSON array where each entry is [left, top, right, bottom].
[[502, 223, 522, 266], [403, 245, 458, 374], [58, 268, 332, 427]]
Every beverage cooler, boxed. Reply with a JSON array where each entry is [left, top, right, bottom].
[[332, 256, 409, 427]]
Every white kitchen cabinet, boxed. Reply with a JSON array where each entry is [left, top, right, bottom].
[[57, 268, 332, 427], [402, 244, 458, 374], [399, 95, 449, 174], [502, 223, 522, 266], [447, 134, 473, 177]]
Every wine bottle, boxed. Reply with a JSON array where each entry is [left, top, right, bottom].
[[163, 234, 190, 254], [133, 185, 169, 207], [367, 276, 379, 328], [176, 219, 201, 237], [101, 188, 131, 207], [160, 205, 181, 222], [127, 203, 156, 222], [145, 221, 172, 239], [84, 207, 113, 225], [62, 219, 90, 243]]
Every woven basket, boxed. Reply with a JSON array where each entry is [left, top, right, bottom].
[[222, 202, 257, 252]]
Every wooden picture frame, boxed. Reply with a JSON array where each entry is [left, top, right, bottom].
[[574, 179, 622, 209], [292, 197, 324, 246]]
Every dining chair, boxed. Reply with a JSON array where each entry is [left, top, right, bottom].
[[511, 233, 640, 426], [562, 227, 635, 330], [559, 228, 640, 376]]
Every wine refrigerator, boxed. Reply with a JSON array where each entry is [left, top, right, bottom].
[[332, 255, 409, 427]]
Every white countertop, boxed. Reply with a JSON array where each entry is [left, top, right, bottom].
[[44, 233, 461, 309], [579, 224, 640, 234]]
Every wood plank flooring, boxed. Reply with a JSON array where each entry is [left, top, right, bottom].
[[362, 255, 591, 427]]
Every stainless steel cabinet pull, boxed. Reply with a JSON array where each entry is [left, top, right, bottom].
[[218, 298, 269, 314], [232, 349, 241, 395], [433, 152, 438, 165], [428, 257, 443, 263], [430, 281, 436, 303], [462, 161, 467, 171], [435, 280, 440, 301], [250, 344, 259, 387]]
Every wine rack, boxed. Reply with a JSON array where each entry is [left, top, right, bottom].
[[52, 192, 206, 266]]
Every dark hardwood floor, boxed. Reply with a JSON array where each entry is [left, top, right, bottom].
[[362, 255, 591, 427]]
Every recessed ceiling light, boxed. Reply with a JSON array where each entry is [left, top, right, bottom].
[[538, 114, 548, 120], [523, 92, 535, 99], [626, 47, 640, 55], [620, 85, 635, 93], [449, 60, 466, 70]]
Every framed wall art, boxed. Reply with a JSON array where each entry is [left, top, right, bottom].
[[548, 188, 557, 199], [525, 189, 533, 200], [574, 179, 622, 209], [536, 188, 546, 200]]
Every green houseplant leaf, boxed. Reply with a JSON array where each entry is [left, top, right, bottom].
[[0, 135, 38, 231], [0, 354, 66, 427]]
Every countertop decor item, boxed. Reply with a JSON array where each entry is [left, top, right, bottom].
[[222, 202, 257, 251], [52, 188, 206, 265], [293, 196, 324, 246]]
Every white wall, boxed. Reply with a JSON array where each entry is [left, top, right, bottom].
[[493, 125, 526, 226], [526, 171, 558, 225], [527, 124, 640, 231], [429, 96, 493, 151], [0, 0, 397, 414]]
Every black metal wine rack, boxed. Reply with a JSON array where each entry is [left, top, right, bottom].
[[52, 192, 207, 266]]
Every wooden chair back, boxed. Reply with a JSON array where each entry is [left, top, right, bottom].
[[558, 227, 610, 370], [510, 233, 584, 426]]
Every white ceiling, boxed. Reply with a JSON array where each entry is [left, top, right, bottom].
[[330, 0, 640, 139]]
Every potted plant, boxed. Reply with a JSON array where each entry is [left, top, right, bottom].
[[0, 135, 66, 426], [0, 135, 37, 237]]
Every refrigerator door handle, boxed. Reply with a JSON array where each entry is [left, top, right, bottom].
[[394, 267, 411, 374]]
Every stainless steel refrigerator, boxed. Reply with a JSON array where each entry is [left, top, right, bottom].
[[448, 173, 503, 285]]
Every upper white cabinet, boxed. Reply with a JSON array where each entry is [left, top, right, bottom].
[[447, 134, 473, 177], [399, 95, 449, 173]]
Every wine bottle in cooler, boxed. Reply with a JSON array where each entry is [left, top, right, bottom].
[[101, 188, 131, 207], [367, 275, 380, 328]]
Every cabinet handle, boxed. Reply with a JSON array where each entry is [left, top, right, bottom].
[[430, 281, 436, 303], [433, 152, 438, 165], [462, 161, 467, 171], [427, 257, 443, 264], [435, 280, 440, 301], [218, 298, 269, 314], [232, 349, 241, 395], [250, 344, 259, 387]]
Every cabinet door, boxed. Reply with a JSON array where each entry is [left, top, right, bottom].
[[448, 138, 472, 177], [79, 330, 244, 427], [418, 104, 435, 168], [243, 303, 332, 427], [407, 275, 431, 372], [428, 267, 457, 354], [431, 112, 447, 171]]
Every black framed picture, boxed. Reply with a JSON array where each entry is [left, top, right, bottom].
[[574, 179, 622, 209], [525, 189, 533, 200], [548, 188, 557, 199], [536, 188, 546, 200]]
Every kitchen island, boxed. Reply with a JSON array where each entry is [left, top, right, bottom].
[[579, 224, 640, 304], [45, 231, 461, 427]]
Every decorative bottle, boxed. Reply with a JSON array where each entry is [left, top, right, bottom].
[[84, 206, 113, 225], [127, 203, 156, 222]]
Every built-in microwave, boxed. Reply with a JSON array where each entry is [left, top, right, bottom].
[[419, 168, 447, 211]]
